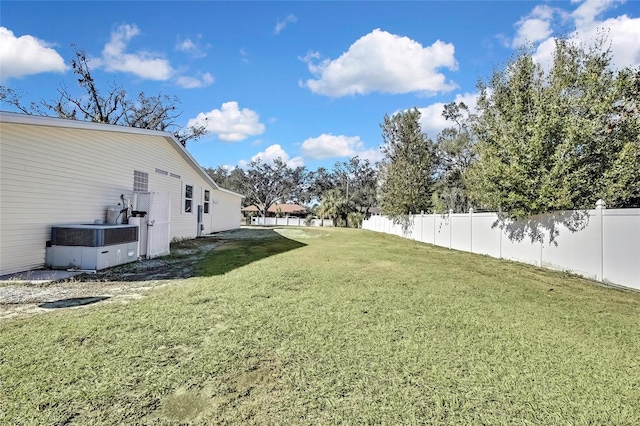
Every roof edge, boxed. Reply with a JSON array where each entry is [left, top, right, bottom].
[[215, 186, 246, 199], [0, 111, 171, 138]]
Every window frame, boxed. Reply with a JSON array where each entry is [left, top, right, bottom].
[[133, 170, 149, 192], [183, 183, 194, 214], [203, 189, 211, 214]]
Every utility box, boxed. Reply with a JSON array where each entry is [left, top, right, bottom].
[[46, 224, 139, 270], [47, 242, 138, 270]]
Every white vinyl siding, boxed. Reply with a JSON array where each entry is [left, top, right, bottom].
[[0, 120, 242, 275], [210, 189, 243, 232]]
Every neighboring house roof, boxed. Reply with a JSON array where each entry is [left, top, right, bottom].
[[361, 206, 382, 215], [242, 203, 309, 214], [0, 111, 244, 199]]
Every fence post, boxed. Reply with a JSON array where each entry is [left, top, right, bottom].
[[596, 199, 606, 282], [449, 209, 453, 249], [433, 212, 436, 245], [469, 208, 474, 253], [498, 213, 503, 259]]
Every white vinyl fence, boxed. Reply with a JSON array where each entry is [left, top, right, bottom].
[[362, 201, 640, 291], [251, 216, 334, 227]]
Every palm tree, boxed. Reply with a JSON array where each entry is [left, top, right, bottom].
[[318, 189, 348, 227]]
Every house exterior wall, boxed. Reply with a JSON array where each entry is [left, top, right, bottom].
[[210, 189, 243, 232], [0, 117, 243, 275]]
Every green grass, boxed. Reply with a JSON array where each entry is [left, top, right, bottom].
[[1, 227, 639, 424]]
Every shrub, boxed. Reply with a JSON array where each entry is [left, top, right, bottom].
[[304, 214, 314, 227], [347, 212, 364, 228]]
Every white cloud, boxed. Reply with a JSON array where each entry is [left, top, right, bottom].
[[0, 27, 67, 80], [101, 24, 174, 80], [518, 19, 553, 45], [532, 4, 557, 20], [573, 13, 640, 69], [176, 72, 214, 89], [101, 26, 213, 85], [301, 28, 458, 97], [301, 134, 363, 159], [512, 0, 640, 70], [531, 37, 558, 71], [511, 5, 564, 48], [300, 133, 383, 162], [175, 36, 208, 58], [176, 38, 196, 52], [356, 148, 384, 163], [572, 0, 624, 27], [240, 48, 249, 63], [240, 144, 304, 168], [513, 19, 553, 48], [417, 92, 479, 138], [274, 15, 297, 35], [187, 101, 265, 142]]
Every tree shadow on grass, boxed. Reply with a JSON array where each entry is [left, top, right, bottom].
[[74, 228, 307, 282], [195, 229, 307, 277]]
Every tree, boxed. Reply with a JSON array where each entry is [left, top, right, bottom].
[[308, 167, 337, 201], [0, 87, 49, 116], [317, 189, 348, 227], [0, 47, 206, 146], [379, 108, 436, 218], [242, 158, 307, 220], [432, 101, 477, 213], [204, 166, 231, 187], [602, 67, 640, 207], [204, 166, 247, 196], [467, 36, 640, 219], [331, 156, 378, 217]]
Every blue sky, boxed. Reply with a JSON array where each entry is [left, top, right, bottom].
[[1, 1, 639, 171]]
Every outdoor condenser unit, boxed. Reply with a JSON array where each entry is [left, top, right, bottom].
[[45, 224, 139, 270]]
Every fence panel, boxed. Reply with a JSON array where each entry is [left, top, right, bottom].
[[250, 217, 335, 227], [500, 235, 541, 267], [413, 215, 422, 242], [420, 214, 435, 244], [603, 209, 640, 287], [540, 210, 600, 281], [451, 213, 471, 252], [471, 213, 501, 257], [362, 204, 640, 291], [434, 215, 450, 248]]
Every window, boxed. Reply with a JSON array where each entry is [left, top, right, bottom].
[[133, 170, 149, 192], [204, 189, 210, 214], [184, 184, 193, 213]]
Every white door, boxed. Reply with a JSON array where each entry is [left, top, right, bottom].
[[147, 191, 171, 258]]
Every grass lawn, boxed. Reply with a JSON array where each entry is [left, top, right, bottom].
[[1, 227, 639, 424]]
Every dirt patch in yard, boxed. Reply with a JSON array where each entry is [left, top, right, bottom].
[[0, 227, 282, 319]]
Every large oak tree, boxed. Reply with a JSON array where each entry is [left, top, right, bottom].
[[467, 37, 639, 218]]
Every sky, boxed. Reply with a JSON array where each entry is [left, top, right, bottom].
[[1, 1, 639, 172]]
